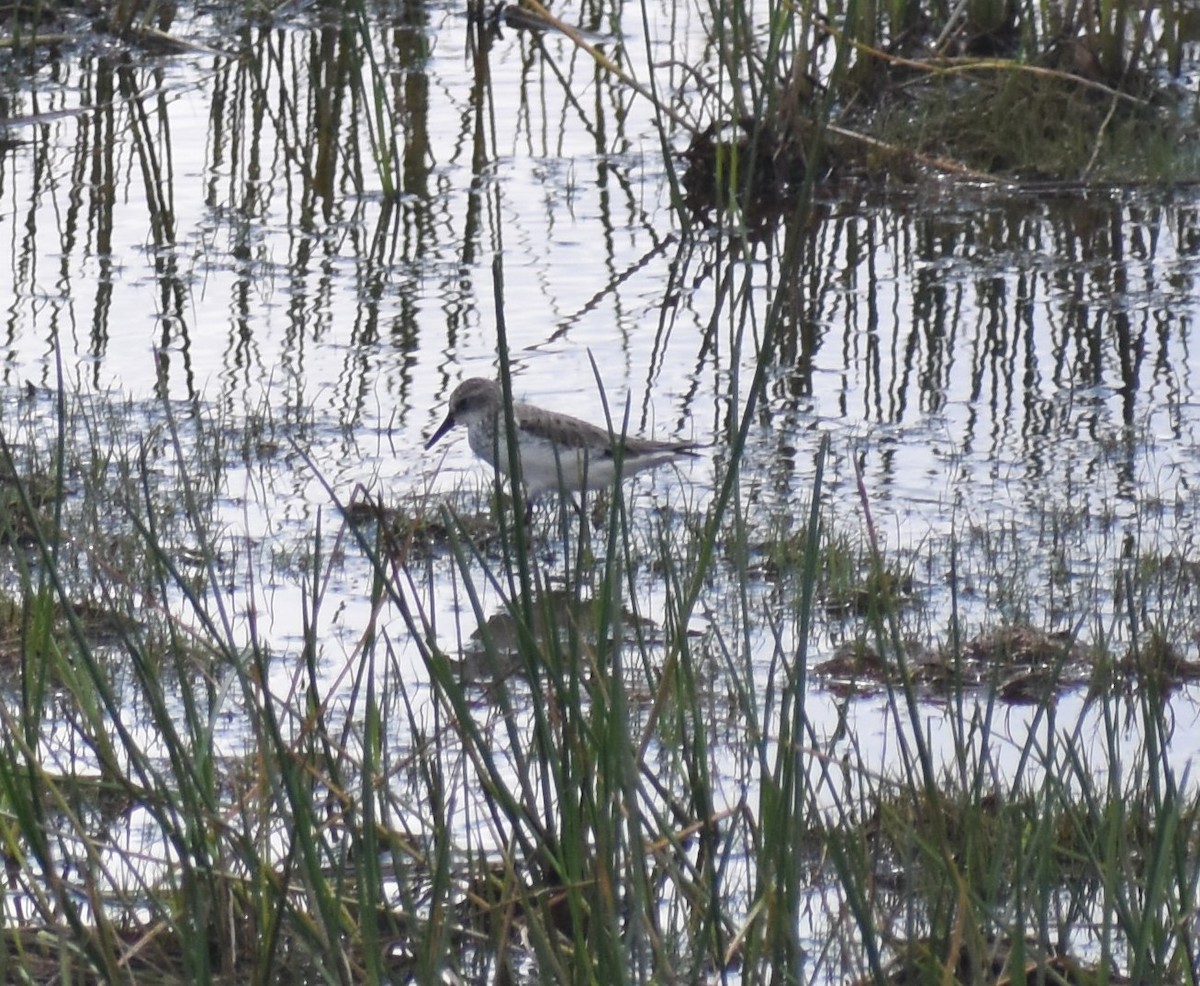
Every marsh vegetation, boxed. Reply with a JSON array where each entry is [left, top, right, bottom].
[[0, 0, 1199, 982]]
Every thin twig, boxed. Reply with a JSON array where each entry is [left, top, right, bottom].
[[515, 0, 700, 136]]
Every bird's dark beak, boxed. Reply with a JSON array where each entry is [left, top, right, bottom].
[[425, 413, 456, 450]]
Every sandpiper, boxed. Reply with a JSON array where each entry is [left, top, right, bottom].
[[425, 377, 697, 499]]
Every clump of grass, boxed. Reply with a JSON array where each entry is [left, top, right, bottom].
[[865, 65, 1188, 181], [648, 0, 1194, 225], [738, 512, 914, 617]]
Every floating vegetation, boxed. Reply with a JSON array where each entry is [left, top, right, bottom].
[[342, 487, 502, 561], [815, 622, 1093, 700]]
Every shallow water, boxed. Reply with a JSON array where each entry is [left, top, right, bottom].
[[3, 0, 1200, 974]]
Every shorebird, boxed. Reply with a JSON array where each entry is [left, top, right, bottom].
[[425, 377, 697, 500]]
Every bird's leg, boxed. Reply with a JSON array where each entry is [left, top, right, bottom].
[[590, 489, 610, 528], [573, 492, 591, 551]]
